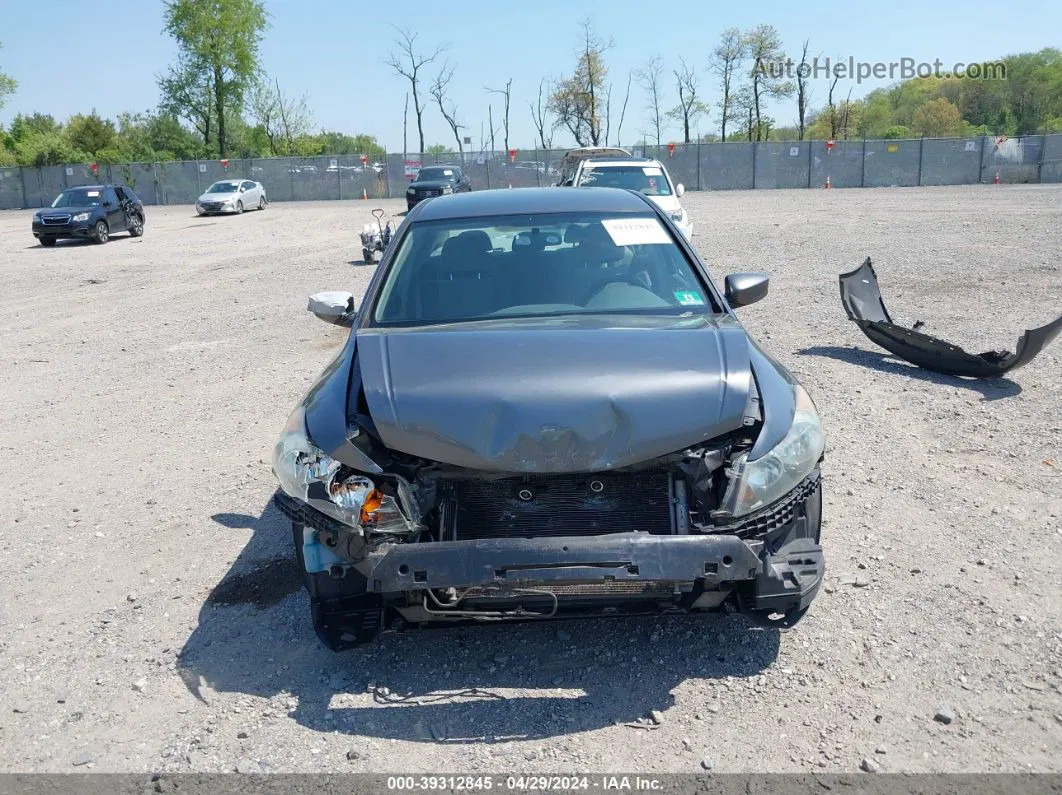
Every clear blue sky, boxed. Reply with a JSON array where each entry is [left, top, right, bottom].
[[1, 0, 1058, 150]]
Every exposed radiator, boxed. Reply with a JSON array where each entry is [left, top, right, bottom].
[[451, 471, 672, 540]]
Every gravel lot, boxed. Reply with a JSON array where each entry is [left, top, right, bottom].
[[1, 186, 1060, 775]]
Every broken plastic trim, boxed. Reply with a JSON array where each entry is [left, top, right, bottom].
[[839, 258, 1062, 378]]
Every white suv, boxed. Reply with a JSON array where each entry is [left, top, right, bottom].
[[571, 157, 692, 241]]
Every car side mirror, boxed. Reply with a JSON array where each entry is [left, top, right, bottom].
[[724, 272, 769, 308], [308, 291, 358, 327], [675, 183, 686, 197], [239, 186, 246, 192]]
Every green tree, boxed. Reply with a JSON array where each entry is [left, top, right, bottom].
[[549, 19, 610, 146], [66, 111, 118, 155], [912, 97, 962, 137], [8, 112, 61, 142], [882, 125, 912, 139], [425, 143, 449, 156], [160, 0, 268, 158], [0, 41, 15, 111], [745, 24, 794, 141]]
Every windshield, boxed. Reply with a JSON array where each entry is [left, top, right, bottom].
[[372, 211, 714, 326], [578, 165, 673, 196], [51, 188, 102, 208], [206, 181, 239, 193], [415, 168, 456, 182]]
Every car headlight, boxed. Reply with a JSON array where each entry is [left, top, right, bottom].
[[72, 212, 90, 222], [668, 209, 685, 223], [406, 188, 415, 195], [719, 385, 824, 518], [272, 405, 417, 534], [441, 185, 453, 194]]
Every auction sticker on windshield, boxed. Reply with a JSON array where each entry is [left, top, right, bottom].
[[642, 166, 663, 176], [601, 217, 670, 246], [674, 290, 705, 305]]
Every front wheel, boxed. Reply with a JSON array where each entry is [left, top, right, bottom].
[[39, 237, 57, 248], [92, 220, 109, 244], [128, 214, 144, 237], [235, 200, 244, 215], [258, 196, 266, 210]]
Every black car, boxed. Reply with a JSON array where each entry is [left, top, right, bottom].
[[405, 165, 472, 210], [32, 185, 145, 246], [275, 187, 826, 650]]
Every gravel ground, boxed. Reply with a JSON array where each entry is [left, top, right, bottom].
[[0, 186, 1060, 774]]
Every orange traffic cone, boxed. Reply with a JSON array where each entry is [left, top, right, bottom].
[[508, 182, 512, 189], [993, 172, 1000, 185], [361, 188, 368, 200], [824, 175, 831, 189]]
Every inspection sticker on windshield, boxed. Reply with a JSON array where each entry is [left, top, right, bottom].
[[674, 290, 705, 306], [642, 166, 663, 176], [601, 217, 670, 246], [86, 190, 100, 197]]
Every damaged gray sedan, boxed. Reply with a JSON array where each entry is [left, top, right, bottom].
[[273, 187, 826, 650]]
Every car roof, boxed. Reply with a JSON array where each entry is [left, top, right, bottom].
[[414, 186, 654, 221]]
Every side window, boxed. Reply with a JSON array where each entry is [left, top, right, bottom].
[[102, 188, 119, 205], [124, 188, 140, 204], [242, 181, 255, 190], [114, 187, 127, 202]]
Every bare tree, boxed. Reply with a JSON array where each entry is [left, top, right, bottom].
[[795, 40, 812, 140], [614, 72, 632, 146], [636, 56, 666, 146], [666, 58, 708, 144], [249, 76, 311, 155], [529, 78, 554, 150], [402, 92, 409, 156], [486, 78, 512, 153], [386, 27, 445, 154], [826, 66, 841, 139], [430, 64, 465, 162], [709, 28, 745, 141]]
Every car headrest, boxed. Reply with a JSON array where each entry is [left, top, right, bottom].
[[442, 230, 492, 261], [577, 223, 623, 263]]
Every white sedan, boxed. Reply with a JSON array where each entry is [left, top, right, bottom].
[[195, 179, 267, 215]]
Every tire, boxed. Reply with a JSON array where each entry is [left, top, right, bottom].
[[39, 237, 57, 247], [128, 213, 144, 237], [92, 220, 109, 244], [258, 196, 266, 210], [235, 200, 244, 215]]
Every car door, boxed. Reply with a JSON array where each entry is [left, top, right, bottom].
[[101, 188, 126, 232], [242, 181, 258, 203]]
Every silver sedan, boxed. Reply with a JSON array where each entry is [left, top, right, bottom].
[[195, 179, 267, 215]]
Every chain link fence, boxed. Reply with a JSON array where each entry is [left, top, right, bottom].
[[2, 134, 1059, 210]]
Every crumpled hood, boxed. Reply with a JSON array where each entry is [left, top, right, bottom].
[[355, 315, 753, 473], [647, 194, 682, 214]]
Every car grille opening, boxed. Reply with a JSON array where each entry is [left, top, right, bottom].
[[451, 471, 672, 540], [41, 214, 71, 225]]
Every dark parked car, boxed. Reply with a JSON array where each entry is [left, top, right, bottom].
[[405, 165, 471, 210], [32, 185, 144, 246], [274, 187, 825, 650]]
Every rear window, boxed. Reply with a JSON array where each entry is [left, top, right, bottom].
[[371, 211, 715, 326], [578, 165, 673, 196]]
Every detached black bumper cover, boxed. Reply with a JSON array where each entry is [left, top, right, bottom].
[[839, 258, 1062, 378]]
